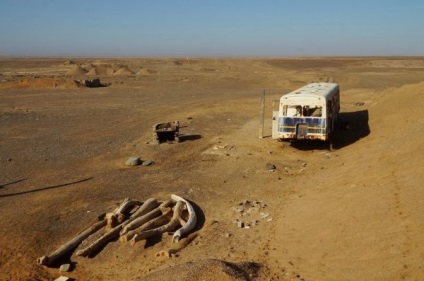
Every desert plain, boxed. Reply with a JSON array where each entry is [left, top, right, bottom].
[[0, 57, 423, 281]]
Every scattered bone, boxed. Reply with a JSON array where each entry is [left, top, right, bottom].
[[171, 194, 197, 243], [76, 199, 154, 257], [155, 232, 198, 258], [126, 198, 161, 223], [106, 198, 142, 228], [120, 200, 170, 236], [130, 201, 185, 245], [76, 222, 124, 257], [122, 207, 173, 243], [37, 213, 107, 266], [38, 195, 198, 266]]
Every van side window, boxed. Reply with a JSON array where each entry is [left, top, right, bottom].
[[302, 106, 322, 117], [285, 105, 302, 117], [310, 106, 322, 117]]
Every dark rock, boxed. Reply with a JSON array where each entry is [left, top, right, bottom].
[[265, 163, 276, 171]]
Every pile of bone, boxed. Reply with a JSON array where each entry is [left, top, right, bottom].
[[38, 194, 197, 267], [232, 200, 272, 229]]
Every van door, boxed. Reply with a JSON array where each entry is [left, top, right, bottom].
[[272, 100, 279, 139]]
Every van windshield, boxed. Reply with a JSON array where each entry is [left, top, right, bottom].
[[283, 105, 322, 117]]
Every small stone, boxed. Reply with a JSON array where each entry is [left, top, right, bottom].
[[265, 163, 276, 171], [59, 263, 71, 272], [142, 160, 154, 166], [126, 156, 141, 166]]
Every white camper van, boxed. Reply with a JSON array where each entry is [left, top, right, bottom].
[[272, 83, 340, 144]]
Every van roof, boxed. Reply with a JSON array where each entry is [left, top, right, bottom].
[[282, 83, 339, 100]]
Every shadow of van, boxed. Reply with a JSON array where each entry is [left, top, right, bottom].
[[335, 109, 370, 149], [289, 110, 370, 151]]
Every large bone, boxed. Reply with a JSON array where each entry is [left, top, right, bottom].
[[155, 232, 198, 258], [130, 201, 184, 245], [105, 198, 142, 228], [37, 213, 107, 266], [120, 200, 172, 236], [171, 194, 197, 242], [76, 198, 158, 257], [122, 207, 173, 243]]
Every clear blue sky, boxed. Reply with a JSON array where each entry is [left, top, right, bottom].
[[0, 0, 423, 57]]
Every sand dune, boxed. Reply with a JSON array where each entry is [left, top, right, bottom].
[[65, 65, 87, 76]]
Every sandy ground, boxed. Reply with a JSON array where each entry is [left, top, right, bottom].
[[0, 57, 423, 281]]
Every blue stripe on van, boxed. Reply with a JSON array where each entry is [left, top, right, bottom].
[[278, 117, 326, 134]]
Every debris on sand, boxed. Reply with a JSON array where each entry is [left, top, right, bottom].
[[74, 78, 108, 88], [38, 195, 198, 267], [232, 200, 271, 229], [153, 121, 180, 144]]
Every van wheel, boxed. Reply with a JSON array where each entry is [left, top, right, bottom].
[[328, 133, 335, 151], [329, 141, 335, 152]]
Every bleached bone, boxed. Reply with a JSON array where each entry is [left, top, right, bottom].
[[122, 206, 173, 243], [120, 200, 171, 236], [37, 213, 106, 266], [130, 201, 184, 245], [105, 198, 142, 228], [76, 198, 158, 257], [171, 194, 197, 242], [155, 232, 198, 258]]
